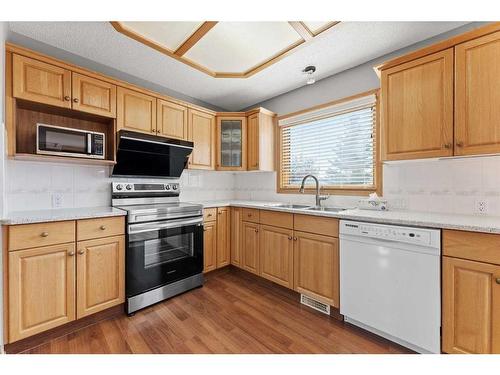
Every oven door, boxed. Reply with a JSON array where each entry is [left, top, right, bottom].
[[126, 216, 203, 297]]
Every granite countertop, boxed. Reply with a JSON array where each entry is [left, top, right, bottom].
[[4, 199, 500, 234], [1, 206, 127, 225], [188, 199, 500, 234]]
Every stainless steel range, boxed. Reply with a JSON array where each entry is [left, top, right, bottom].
[[112, 182, 204, 315]]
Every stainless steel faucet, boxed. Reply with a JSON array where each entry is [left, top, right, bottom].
[[299, 174, 329, 207]]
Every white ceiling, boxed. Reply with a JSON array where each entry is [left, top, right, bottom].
[[8, 22, 468, 111]]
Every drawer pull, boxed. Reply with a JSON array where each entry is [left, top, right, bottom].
[[207, 214, 212, 217], [100, 225, 106, 230], [496, 278, 500, 285], [41, 232, 49, 237], [68, 251, 75, 256]]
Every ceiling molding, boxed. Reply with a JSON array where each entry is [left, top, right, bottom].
[[110, 21, 340, 79], [174, 21, 218, 56], [307, 21, 341, 36], [288, 22, 314, 41]]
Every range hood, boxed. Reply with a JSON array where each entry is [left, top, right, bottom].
[[112, 130, 193, 179]]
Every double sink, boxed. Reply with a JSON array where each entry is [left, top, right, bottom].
[[263, 203, 347, 213]]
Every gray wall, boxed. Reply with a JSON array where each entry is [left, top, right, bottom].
[[245, 22, 488, 115], [7, 32, 225, 112]]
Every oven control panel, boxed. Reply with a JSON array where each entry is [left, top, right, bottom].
[[112, 182, 180, 193]]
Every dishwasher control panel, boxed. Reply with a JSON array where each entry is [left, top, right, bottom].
[[340, 220, 440, 248]]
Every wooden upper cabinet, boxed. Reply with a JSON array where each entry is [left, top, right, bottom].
[[455, 31, 500, 156], [203, 221, 217, 273], [442, 256, 500, 354], [157, 99, 188, 140], [247, 113, 259, 170], [188, 109, 215, 170], [8, 243, 76, 342], [117, 87, 157, 134], [216, 116, 247, 171], [216, 208, 230, 268], [76, 236, 125, 319], [72, 73, 116, 118], [242, 221, 260, 275], [13, 54, 71, 109], [259, 225, 294, 288], [381, 49, 454, 160], [247, 111, 275, 171], [293, 231, 339, 307]]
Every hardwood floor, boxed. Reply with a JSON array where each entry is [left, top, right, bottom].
[[21, 268, 413, 354]]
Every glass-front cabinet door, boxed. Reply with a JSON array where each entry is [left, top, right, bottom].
[[216, 116, 247, 170]]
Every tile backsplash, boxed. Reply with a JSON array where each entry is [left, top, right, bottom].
[[5, 155, 500, 217], [4, 160, 236, 212], [382, 156, 500, 216]]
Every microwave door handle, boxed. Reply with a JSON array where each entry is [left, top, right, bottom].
[[87, 133, 92, 154], [128, 217, 203, 234]]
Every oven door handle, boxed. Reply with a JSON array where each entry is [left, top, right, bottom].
[[128, 216, 203, 234]]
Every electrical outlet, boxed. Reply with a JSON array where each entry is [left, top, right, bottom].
[[475, 200, 488, 214], [51, 193, 63, 208]]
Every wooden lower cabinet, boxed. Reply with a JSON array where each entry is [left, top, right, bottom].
[[242, 221, 260, 275], [76, 235, 125, 318], [259, 225, 294, 288], [293, 231, 339, 308], [230, 207, 242, 266], [216, 208, 230, 268], [442, 256, 500, 354], [203, 221, 217, 273], [8, 243, 76, 342]]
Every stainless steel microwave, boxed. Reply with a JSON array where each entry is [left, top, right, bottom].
[[36, 123, 105, 160]]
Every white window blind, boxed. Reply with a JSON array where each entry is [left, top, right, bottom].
[[279, 93, 377, 190]]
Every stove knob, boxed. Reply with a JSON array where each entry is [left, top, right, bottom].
[[116, 184, 123, 191], [165, 185, 171, 190], [126, 184, 132, 191], [172, 185, 178, 191]]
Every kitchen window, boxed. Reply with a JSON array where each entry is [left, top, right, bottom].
[[278, 90, 380, 195]]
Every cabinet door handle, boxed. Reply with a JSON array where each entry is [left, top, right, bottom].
[[293, 237, 297, 241], [78, 250, 85, 255], [495, 278, 500, 285], [73, 98, 79, 103], [444, 143, 452, 149], [255, 228, 259, 233], [41, 232, 49, 237], [68, 251, 75, 256], [456, 141, 464, 147], [288, 236, 293, 240], [64, 96, 71, 101], [218, 211, 222, 215]]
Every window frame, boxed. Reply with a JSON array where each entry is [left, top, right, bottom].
[[276, 89, 381, 196]]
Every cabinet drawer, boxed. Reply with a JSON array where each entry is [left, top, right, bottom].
[[443, 230, 500, 265], [203, 208, 217, 222], [8, 221, 75, 251], [293, 214, 338, 237], [259, 210, 293, 229], [242, 208, 260, 223], [77, 217, 125, 241]]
